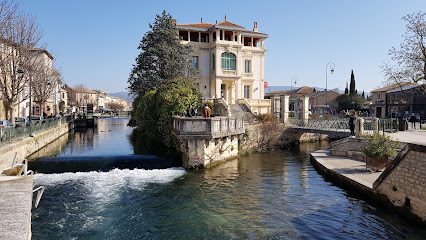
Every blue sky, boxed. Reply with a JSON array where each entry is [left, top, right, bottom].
[[18, 0, 425, 93]]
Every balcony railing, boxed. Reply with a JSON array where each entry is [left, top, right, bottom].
[[173, 116, 245, 139]]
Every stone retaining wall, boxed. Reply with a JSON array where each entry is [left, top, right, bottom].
[[331, 137, 369, 157], [0, 122, 73, 170], [375, 147, 426, 221]]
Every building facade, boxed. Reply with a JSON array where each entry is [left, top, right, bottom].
[[175, 17, 270, 114], [370, 83, 416, 118]]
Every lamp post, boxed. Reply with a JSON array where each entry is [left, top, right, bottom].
[[325, 62, 335, 114], [290, 76, 298, 98], [351, 101, 355, 111]]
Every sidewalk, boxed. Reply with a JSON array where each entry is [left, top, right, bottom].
[[386, 124, 426, 146], [310, 148, 381, 189], [0, 175, 33, 240]]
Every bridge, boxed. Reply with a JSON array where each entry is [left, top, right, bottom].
[[288, 117, 399, 137]]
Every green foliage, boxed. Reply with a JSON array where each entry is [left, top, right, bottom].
[[130, 78, 201, 147], [128, 11, 192, 95], [242, 129, 250, 141], [350, 70, 356, 95], [336, 94, 364, 111], [361, 133, 400, 159]]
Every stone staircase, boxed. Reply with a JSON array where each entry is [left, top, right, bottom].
[[229, 104, 256, 123]]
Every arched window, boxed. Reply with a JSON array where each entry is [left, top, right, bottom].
[[221, 53, 236, 70]]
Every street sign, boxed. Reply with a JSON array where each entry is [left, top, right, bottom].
[[264, 82, 268, 88]]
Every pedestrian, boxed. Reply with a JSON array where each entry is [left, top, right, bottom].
[[202, 103, 211, 117], [186, 104, 195, 117], [409, 113, 417, 129], [347, 111, 356, 136]]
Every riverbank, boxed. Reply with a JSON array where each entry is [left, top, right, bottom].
[[310, 141, 426, 224]]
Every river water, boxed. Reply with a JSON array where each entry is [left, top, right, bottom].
[[30, 118, 426, 239]]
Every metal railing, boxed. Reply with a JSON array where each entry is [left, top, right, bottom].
[[288, 117, 399, 135], [289, 118, 350, 133], [0, 114, 75, 145]]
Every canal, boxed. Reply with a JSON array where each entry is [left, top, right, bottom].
[[30, 118, 426, 239]]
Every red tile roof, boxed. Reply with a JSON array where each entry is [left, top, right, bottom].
[[176, 23, 214, 29], [215, 21, 245, 29], [297, 86, 313, 94]]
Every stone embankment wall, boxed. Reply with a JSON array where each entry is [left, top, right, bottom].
[[331, 137, 369, 160], [375, 145, 426, 221], [0, 122, 73, 170], [240, 123, 329, 154]]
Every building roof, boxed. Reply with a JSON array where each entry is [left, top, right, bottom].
[[66, 86, 96, 94], [215, 20, 245, 29], [297, 86, 313, 94], [176, 23, 214, 29], [371, 82, 416, 93], [175, 18, 268, 37]]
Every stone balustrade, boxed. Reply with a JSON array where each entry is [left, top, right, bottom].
[[173, 116, 244, 139]]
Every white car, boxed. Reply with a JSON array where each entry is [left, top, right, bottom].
[[0, 120, 12, 138]]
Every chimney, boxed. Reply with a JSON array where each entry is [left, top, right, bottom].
[[172, 19, 177, 25], [253, 22, 258, 33], [201, 18, 203, 23]]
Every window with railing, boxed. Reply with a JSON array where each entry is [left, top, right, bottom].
[[221, 53, 236, 70]]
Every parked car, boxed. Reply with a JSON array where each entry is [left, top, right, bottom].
[[15, 117, 30, 127], [0, 120, 12, 129], [30, 115, 44, 122], [0, 120, 12, 138]]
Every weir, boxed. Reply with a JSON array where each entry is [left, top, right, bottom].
[[172, 116, 245, 169]]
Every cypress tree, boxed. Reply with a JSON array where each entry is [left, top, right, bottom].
[[349, 70, 356, 95], [362, 90, 365, 99], [128, 11, 192, 95], [344, 81, 349, 95]]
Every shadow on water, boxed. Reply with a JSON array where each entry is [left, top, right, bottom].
[[28, 118, 182, 173]]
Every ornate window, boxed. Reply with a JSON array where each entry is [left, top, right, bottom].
[[221, 53, 236, 70]]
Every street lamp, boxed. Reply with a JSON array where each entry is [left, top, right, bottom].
[[290, 76, 298, 98], [18, 69, 33, 137], [351, 101, 355, 111], [325, 62, 335, 114]]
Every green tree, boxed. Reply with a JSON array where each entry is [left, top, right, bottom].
[[130, 78, 201, 147], [336, 94, 364, 111], [382, 11, 426, 86], [128, 11, 192, 95], [349, 70, 356, 95], [361, 90, 365, 99], [344, 81, 349, 95]]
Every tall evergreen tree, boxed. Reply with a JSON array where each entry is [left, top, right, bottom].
[[344, 81, 349, 95], [128, 11, 192, 95], [362, 90, 365, 99], [349, 70, 356, 95]]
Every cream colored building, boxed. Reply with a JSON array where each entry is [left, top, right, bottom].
[[175, 17, 270, 114]]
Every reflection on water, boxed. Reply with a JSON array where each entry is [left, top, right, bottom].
[[30, 120, 426, 239]]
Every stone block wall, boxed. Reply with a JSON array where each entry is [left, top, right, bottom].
[[0, 122, 73, 170], [181, 136, 239, 169], [375, 149, 426, 221], [331, 137, 369, 157]]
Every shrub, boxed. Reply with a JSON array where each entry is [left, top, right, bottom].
[[360, 133, 400, 159], [255, 113, 273, 123]]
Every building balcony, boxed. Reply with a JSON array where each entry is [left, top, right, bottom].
[[172, 116, 245, 139]]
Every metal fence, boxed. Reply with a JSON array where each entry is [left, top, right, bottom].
[[288, 117, 398, 135], [0, 115, 75, 146]]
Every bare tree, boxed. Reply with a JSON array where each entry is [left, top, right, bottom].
[[31, 50, 60, 116], [382, 12, 426, 88], [0, 11, 44, 123], [108, 102, 125, 111]]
